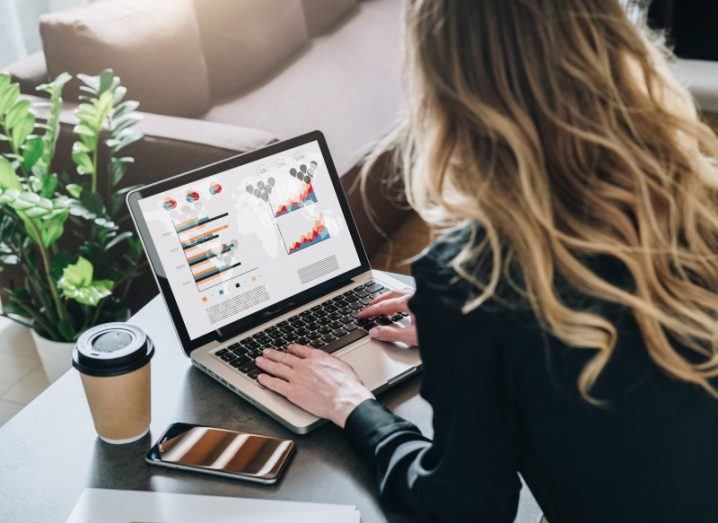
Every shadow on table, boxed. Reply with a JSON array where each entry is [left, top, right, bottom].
[[89, 435, 154, 491]]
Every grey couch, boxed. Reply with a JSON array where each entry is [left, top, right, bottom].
[[4, 0, 414, 311]]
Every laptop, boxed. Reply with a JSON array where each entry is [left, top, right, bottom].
[[126, 131, 422, 433]]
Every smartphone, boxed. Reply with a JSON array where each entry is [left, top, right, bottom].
[[146, 422, 295, 484]]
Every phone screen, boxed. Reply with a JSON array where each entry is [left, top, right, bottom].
[[152, 424, 294, 481]]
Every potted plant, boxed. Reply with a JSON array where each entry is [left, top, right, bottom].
[[0, 70, 146, 381]]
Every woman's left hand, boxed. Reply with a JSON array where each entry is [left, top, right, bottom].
[[255, 344, 374, 428]]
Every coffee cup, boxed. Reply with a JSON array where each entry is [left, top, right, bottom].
[[72, 322, 154, 444]]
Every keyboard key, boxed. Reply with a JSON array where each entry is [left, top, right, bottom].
[[322, 334, 336, 342], [376, 316, 393, 326], [321, 328, 369, 354], [355, 289, 369, 298], [333, 328, 347, 337], [311, 340, 326, 349], [216, 348, 229, 356], [221, 353, 234, 362], [360, 297, 373, 305], [239, 360, 257, 373], [341, 316, 354, 324], [344, 323, 358, 332], [365, 282, 384, 293], [248, 368, 262, 380], [391, 313, 404, 322], [232, 355, 250, 367]]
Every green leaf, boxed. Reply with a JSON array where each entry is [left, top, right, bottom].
[[37, 172, 58, 199], [60, 256, 93, 287], [73, 124, 96, 138], [105, 230, 132, 250], [72, 149, 93, 176], [50, 248, 72, 280], [58, 256, 114, 306], [66, 183, 82, 198], [22, 135, 43, 172], [2, 299, 30, 319], [98, 70, 115, 93], [57, 320, 76, 341], [112, 100, 139, 119], [0, 157, 21, 190], [0, 82, 19, 115], [6, 99, 30, 130], [77, 73, 100, 93], [11, 113, 35, 152], [36, 72, 71, 97], [79, 190, 104, 215]]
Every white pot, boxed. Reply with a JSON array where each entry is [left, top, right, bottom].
[[31, 330, 74, 383]]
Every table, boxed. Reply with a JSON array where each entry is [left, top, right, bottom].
[[0, 274, 542, 522]]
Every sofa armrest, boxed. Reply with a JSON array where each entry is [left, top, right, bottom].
[[4, 52, 50, 96], [23, 95, 277, 186]]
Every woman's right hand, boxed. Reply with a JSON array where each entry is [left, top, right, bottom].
[[356, 289, 418, 346]]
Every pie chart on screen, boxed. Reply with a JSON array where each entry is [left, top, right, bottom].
[[209, 183, 222, 195], [186, 190, 200, 203], [163, 197, 177, 210]]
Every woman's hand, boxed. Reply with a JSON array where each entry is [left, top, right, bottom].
[[357, 289, 418, 346], [255, 344, 374, 428]]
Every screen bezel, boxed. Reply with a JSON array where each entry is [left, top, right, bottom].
[[126, 131, 370, 355], [146, 422, 295, 483]]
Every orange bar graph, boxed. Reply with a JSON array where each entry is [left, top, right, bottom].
[[181, 224, 228, 246]]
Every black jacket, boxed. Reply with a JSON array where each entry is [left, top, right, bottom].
[[344, 227, 718, 522]]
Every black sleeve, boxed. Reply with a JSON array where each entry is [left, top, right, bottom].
[[344, 255, 521, 522]]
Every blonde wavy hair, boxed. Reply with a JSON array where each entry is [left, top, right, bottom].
[[362, 0, 718, 400]]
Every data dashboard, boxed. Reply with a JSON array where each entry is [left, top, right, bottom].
[[137, 140, 361, 340]]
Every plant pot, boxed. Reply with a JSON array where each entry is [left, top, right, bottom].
[[31, 330, 74, 383]]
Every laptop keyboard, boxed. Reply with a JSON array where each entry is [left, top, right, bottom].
[[213, 281, 408, 381]]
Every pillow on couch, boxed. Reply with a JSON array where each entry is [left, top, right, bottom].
[[40, 0, 210, 118], [194, 0, 309, 98]]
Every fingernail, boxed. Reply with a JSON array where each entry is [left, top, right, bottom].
[[369, 327, 379, 337], [263, 348, 270, 354], [256, 356, 263, 363]]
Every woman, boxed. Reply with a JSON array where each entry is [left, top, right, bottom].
[[256, 1, 718, 521]]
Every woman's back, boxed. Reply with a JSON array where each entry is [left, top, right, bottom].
[[407, 229, 718, 522]]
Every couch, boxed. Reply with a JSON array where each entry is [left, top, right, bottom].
[[4, 0, 424, 311]]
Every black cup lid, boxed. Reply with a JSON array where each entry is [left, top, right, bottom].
[[72, 322, 154, 377]]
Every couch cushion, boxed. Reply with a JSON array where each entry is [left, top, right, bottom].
[[302, 0, 357, 36], [194, 0, 309, 98], [672, 59, 718, 113], [202, 0, 404, 176], [39, 0, 210, 118]]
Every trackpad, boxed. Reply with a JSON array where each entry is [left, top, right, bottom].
[[340, 342, 419, 391]]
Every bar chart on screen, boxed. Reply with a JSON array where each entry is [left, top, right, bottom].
[[173, 212, 244, 291]]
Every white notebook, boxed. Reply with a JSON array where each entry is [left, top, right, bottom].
[[66, 488, 361, 523]]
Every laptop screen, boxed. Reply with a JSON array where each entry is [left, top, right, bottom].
[[136, 139, 362, 340]]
